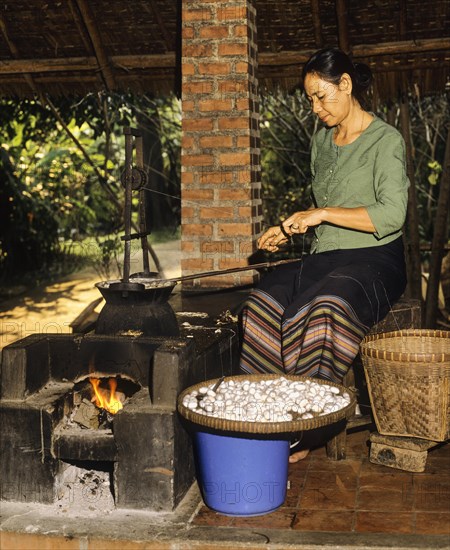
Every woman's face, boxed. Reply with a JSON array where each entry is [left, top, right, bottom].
[[303, 72, 351, 127]]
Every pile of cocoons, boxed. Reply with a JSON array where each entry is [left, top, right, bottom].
[[181, 376, 352, 423]]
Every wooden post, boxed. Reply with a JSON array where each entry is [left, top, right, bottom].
[[399, 97, 423, 304], [424, 125, 450, 327]]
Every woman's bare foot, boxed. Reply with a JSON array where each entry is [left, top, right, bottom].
[[289, 449, 310, 463]]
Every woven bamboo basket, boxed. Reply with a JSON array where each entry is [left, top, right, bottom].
[[360, 329, 450, 442], [177, 374, 356, 436]]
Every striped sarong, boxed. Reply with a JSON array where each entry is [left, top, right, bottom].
[[240, 238, 407, 383]]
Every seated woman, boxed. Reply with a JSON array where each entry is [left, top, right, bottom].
[[239, 47, 409, 462]]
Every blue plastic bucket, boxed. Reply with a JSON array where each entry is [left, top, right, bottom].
[[193, 430, 290, 516]]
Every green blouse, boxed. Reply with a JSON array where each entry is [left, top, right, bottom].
[[310, 115, 409, 253]]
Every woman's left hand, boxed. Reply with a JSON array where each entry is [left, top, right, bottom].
[[257, 225, 289, 251]]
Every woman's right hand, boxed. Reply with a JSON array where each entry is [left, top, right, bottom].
[[257, 226, 289, 252]]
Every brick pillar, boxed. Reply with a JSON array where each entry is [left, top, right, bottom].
[[181, 0, 262, 289]]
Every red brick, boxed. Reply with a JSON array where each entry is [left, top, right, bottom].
[[183, 43, 213, 57], [182, 223, 213, 237], [236, 98, 251, 110], [219, 80, 248, 94], [181, 206, 195, 218], [237, 135, 251, 148], [200, 207, 233, 218], [218, 223, 253, 236], [218, 189, 252, 200], [199, 99, 233, 112], [236, 61, 250, 74], [182, 154, 214, 166], [183, 81, 213, 95], [218, 43, 248, 56], [183, 8, 212, 22], [181, 258, 214, 270], [199, 135, 233, 148], [182, 189, 214, 200], [199, 25, 229, 39], [181, 135, 194, 149], [198, 62, 231, 75], [182, 62, 196, 75], [217, 6, 247, 21], [199, 171, 234, 184], [181, 241, 196, 252], [181, 171, 194, 184], [182, 99, 195, 112], [182, 118, 214, 132], [234, 25, 249, 38], [219, 152, 250, 166], [182, 27, 195, 39], [237, 169, 254, 183], [218, 117, 249, 130], [238, 206, 252, 217], [201, 241, 235, 254]]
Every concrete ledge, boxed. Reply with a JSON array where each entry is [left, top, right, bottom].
[[1, 485, 448, 550]]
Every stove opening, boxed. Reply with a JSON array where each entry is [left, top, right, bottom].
[[56, 459, 116, 515], [69, 375, 140, 430]]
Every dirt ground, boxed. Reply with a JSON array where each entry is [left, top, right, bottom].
[[0, 240, 181, 352]]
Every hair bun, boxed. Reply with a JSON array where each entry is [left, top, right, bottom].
[[353, 62, 372, 91]]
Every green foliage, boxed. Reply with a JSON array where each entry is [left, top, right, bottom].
[[0, 93, 181, 285], [427, 160, 442, 186], [0, 146, 60, 279]]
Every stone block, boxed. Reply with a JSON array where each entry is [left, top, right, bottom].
[[0, 335, 50, 400], [369, 432, 438, 472]]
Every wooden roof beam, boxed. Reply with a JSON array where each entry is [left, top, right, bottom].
[[0, 54, 176, 75], [74, 0, 116, 90], [258, 37, 450, 66], [335, 0, 350, 53], [310, 0, 323, 48], [0, 13, 39, 95]]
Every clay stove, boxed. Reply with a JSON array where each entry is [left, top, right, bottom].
[[0, 324, 237, 511]]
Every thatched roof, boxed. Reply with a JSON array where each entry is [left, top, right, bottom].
[[0, 0, 449, 101]]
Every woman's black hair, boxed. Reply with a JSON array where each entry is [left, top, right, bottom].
[[302, 47, 372, 107]]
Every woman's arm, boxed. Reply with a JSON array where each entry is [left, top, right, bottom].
[[283, 206, 375, 235]]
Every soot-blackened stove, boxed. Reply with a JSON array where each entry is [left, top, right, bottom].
[[0, 128, 239, 511], [0, 325, 237, 511]]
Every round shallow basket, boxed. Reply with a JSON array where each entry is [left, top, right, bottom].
[[360, 329, 450, 442], [177, 373, 356, 436]]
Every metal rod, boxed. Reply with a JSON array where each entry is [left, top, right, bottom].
[[122, 132, 133, 283], [162, 257, 303, 284], [136, 132, 151, 273]]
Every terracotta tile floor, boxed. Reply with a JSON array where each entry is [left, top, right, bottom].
[[191, 429, 450, 536]]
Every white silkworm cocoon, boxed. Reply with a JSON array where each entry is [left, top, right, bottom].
[[182, 377, 350, 422]]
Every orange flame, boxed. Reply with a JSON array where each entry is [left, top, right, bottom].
[[90, 377, 124, 415]]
